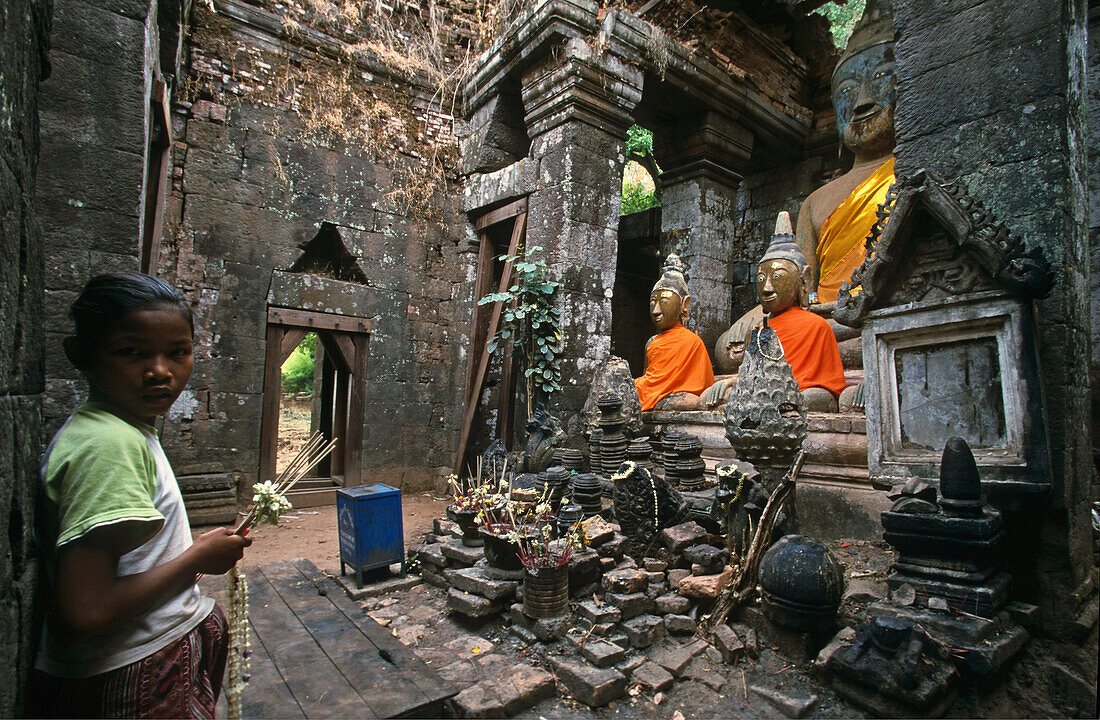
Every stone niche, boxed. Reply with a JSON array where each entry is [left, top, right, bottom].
[[835, 170, 1053, 500]]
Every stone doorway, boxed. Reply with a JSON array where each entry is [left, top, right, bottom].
[[259, 307, 373, 506]]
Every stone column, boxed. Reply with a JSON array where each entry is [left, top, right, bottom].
[[521, 37, 643, 430], [653, 112, 753, 357]]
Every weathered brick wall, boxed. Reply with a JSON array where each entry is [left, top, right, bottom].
[[893, 0, 1094, 637], [1088, 8, 1100, 491], [36, 0, 154, 435], [0, 0, 50, 711], [161, 0, 474, 493]]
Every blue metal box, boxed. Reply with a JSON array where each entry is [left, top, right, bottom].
[[336, 483, 404, 588]]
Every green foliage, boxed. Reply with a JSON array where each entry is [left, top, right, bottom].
[[621, 182, 660, 215], [626, 125, 653, 157], [477, 246, 563, 401], [281, 332, 317, 394], [816, 0, 865, 47]]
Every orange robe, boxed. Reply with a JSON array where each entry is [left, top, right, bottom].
[[635, 323, 715, 411], [768, 307, 846, 398], [816, 157, 895, 303]]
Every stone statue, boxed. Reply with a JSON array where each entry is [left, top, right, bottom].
[[717, 0, 895, 370], [633, 254, 715, 411], [704, 212, 846, 412], [581, 355, 644, 439]]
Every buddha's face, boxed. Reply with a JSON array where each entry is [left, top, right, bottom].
[[650, 290, 684, 331], [833, 42, 896, 157], [757, 259, 802, 315]]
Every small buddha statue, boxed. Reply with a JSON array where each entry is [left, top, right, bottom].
[[634, 254, 715, 412], [704, 212, 846, 412], [716, 0, 895, 373]]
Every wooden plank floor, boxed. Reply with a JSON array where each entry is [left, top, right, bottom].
[[206, 559, 455, 719]]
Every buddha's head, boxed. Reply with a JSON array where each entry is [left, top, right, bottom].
[[832, 0, 896, 158], [757, 212, 810, 315], [650, 254, 691, 331]]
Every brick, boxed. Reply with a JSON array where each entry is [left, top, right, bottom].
[[416, 543, 448, 568], [434, 518, 460, 536], [549, 656, 627, 707], [568, 550, 601, 589], [655, 593, 691, 615], [580, 515, 615, 545], [645, 582, 667, 599], [441, 539, 484, 567], [678, 566, 733, 599], [683, 544, 729, 567], [713, 624, 744, 663], [597, 533, 627, 558], [650, 641, 705, 678], [668, 568, 691, 589], [576, 599, 621, 625], [616, 654, 645, 677], [602, 568, 648, 594], [661, 521, 707, 553], [643, 558, 668, 572], [579, 640, 627, 668], [622, 614, 666, 649], [632, 661, 674, 692], [665, 614, 696, 634], [496, 664, 558, 716], [643, 570, 665, 584], [605, 592, 652, 620], [731, 624, 759, 659]]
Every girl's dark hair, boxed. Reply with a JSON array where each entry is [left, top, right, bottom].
[[70, 273, 192, 357]]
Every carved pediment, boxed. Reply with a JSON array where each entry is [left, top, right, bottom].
[[834, 170, 1052, 327]]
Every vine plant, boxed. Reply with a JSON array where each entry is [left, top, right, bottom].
[[478, 245, 563, 417]]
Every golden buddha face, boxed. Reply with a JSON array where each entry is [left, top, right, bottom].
[[650, 289, 687, 331], [833, 42, 896, 157], [757, 259, 802, 315]]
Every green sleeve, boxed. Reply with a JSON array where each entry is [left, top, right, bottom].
[[48, 423, 165, 549]]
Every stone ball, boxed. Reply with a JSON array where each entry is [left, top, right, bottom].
[[758, 534, 845, 631]]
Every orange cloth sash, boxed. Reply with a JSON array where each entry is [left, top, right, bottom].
[[768, 307, 846, 397], [635, 323, 715, 411], [816, 157, 895, 303]]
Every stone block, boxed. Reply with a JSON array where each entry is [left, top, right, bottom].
[[691, 563, 726, 576], [549, 656, 627, 707], [661, 521, 707, 553], [622, 614, 666, 649], [678, 566, 733, 599], [442, 539, 484, 567], [750, 685, 820, 719], [599, 556, 617, 571], [644, 582, 667, 599], [655, 593, 691, 615], [447, 588, 503, 618], [731, 624, 759, 659], [434, 518, 460, 536], [605, 592, 652, 620], [668, 568, 691, 589], [644, 570, 666, 584], [650, 641, 705, 678], [580, 640, 627, 668], [445, 566, 519, 602], [452, 683, 503, 718], [683, 544, 729, 567], [597, 533, 627, 558], [616, 557, 638, 570], [530, 615, 572, 642], [420, 565, 449, 589], [590, 622, 615, 637], [509, 624, 538, 645], [713, 624, 744, 663], [416, 543, 448, 568], [844, 578, 886, 604], [616, 654, 645, 677], [580, 515, 615, 546], [665, 615, 696, 634], [576, 599, 621, 625], [496, 664, 558, 716], [644, 558, 668, 572], [568, 550, 601, 588], [602, 568, 648, 594], [632, 661, 674, 692]]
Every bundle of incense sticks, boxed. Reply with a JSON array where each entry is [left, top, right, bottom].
[[234, 433, 338, 534]]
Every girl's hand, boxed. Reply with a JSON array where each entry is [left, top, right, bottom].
[[188, 527, 252, 576]]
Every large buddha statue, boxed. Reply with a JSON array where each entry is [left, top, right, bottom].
[[634, 254, 715, 411], [704, 213, 846, 412], [716, 0, 895, 374]]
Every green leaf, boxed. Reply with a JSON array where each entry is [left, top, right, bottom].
[[540, 283, 555, 294]]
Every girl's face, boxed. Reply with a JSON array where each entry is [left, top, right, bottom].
[[85, 305, 193, 425]]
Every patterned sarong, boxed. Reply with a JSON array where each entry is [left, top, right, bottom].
[[28, 604, 228, 719]]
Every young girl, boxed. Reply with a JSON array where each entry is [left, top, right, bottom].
[[29, 273, 251, 718]]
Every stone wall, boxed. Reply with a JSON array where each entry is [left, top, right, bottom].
[[160, 0, 474, 495], [0, 0, 50, 712], [36, 0, 163, 435], [1088, 6, 1100, 497], [893, 0, 1094, 638]]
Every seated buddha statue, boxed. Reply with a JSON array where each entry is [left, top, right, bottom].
[[634, 254, 715, 412], [715, 0, 895, 380], [704, 213, 846, 412]]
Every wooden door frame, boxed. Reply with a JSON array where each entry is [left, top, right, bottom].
[[454, 196, 528, 473], [259, 307, 373, 486]]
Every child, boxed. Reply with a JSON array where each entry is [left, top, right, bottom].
[[28, 273, 251, 719]]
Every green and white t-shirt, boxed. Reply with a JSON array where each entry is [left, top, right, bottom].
[[36, 402, 214, 677]]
